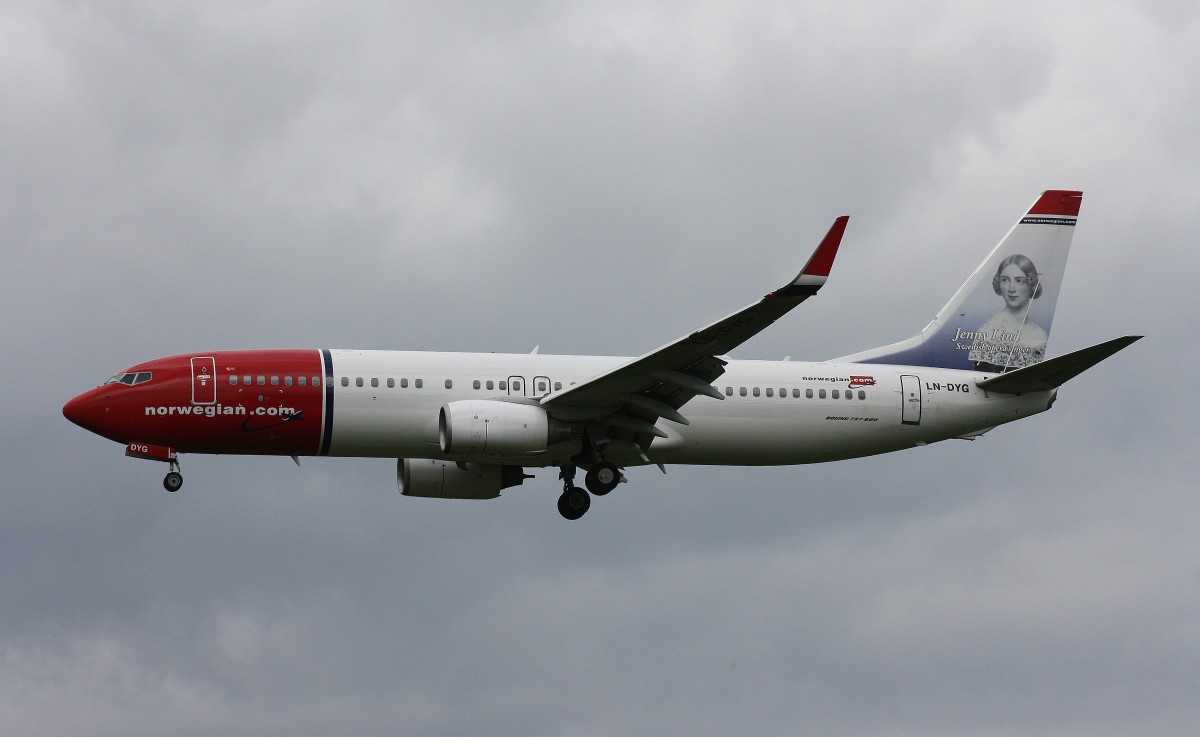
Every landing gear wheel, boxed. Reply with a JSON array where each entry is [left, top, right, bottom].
[[557, 486, 591, 520], [585, 462, 620, 496], [163, 471, 183, 493]]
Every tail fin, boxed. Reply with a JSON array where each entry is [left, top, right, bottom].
[[836, 190, 1082, 373]]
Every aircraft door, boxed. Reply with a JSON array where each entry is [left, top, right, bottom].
[[533, 376, 552, 397], [900, 374, 921, 425], [507, 376, 526, 396], [191, 356, 217, 405]]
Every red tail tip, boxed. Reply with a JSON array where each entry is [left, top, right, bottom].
[[1029, 190, 1083, 217]]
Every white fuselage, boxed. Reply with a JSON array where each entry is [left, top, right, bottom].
[[324, 350, 1053, 466]]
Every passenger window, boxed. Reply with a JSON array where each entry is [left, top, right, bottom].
[[819, 389, 826, 399], [765, 388, 774, 397], [401, 378, 409, 388], [415, 379, 423, 389], [739, 387, 747, 397], [257, 376, 266, 386], [356, 377, 364, 387], [793, 388, 800, 398], [371, 378, 379, 388], [499, 381, 507, 390], [445, 379, 453, 389], [387, 378, 395, 388], [806, 389, 813, 398], [341, 377, 349, 387], [298, 376, 307, 387], [312, 377, 321, 387], [513, 380, 522, 392], [284, 376, 293, 386], [846, 391, 853, 400], [271, 376, 280, 386], [725, 386, 733, 396], [752, 387, 760, 397], [473, 380, 481, 389], [779, 388, 786, 398], [486, 380, 494, 390], [554, 382, 562, 391], [832, 390, 839, 399], [858, 390, 866, 400], [243, 375, 251, 386], [229, 376, 238, 385], [537, 380, 547, 393]]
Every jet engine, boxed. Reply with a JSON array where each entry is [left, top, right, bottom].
[[397, 458, 528, 500], [438, 400, 571, 456]]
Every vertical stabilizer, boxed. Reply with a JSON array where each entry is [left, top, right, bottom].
[[835, 190, 1082, 373]]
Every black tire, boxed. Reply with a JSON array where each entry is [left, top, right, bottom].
[[163, 472, 183, 493], [585, 462, 619, 496], [557, 486, 591, 520]]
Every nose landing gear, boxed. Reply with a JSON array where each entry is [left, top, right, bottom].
[[125, 443, 183, 493], [163, 459, 183, 493]]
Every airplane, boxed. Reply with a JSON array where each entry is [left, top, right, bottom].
[[63, 190, 1140, 520]]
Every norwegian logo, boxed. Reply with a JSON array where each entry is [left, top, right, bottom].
[[849, 375, 876, 388]]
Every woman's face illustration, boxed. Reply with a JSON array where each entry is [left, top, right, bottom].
[[997, 263, 1033, 309]]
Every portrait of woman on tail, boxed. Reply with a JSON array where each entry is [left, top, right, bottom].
[[969, 254, 1048, 372]]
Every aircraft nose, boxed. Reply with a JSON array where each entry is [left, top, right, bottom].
[[63, 391, 104, 432]]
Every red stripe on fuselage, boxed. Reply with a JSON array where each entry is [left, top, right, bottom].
[[66, 350, 326, 455]]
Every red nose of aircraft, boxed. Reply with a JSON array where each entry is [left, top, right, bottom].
[[63, 389, 109, 437]]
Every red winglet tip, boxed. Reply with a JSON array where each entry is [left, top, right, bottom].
[[802, 215, 848, 277], [1028, 190, 1083, 217]]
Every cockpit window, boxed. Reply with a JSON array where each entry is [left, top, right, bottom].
[[104, 372, 152, 386]]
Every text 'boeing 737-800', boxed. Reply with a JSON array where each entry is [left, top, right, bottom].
[[64, 190, 1140, 519]]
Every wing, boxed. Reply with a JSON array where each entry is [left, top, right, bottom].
[[540, 216, 848, 449]]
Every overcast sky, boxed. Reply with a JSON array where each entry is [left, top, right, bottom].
[[3, 1, 1198, 735]]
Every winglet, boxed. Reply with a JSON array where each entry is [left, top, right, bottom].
[[773, 216, 848, 296]]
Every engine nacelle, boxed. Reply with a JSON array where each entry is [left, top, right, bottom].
[[397, 458, 526, 500], [439, 400, 571, 456]]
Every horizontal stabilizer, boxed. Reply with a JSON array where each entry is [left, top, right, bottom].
[[976, 336, 1142, 394]]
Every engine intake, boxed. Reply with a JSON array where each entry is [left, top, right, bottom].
[[439, 400, 571, 456]]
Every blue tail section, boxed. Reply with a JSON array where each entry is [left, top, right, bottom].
[[835, 190, 1082, 373]]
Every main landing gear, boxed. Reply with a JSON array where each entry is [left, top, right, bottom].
[[557, 483, 590, 520], [585, 462, 620, 496], [556, 461, 623, 520]]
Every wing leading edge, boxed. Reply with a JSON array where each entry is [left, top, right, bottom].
[[541, 217, 848, 446]]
